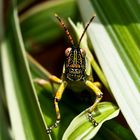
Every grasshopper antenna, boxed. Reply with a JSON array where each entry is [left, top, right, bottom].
[[77, 15, 96, 48], [55, 13, 74, 47]]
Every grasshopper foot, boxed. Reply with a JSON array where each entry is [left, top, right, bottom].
[[46, 119, 60, 134], [87, 112, 98, 127], [46, 128, 52, 134]]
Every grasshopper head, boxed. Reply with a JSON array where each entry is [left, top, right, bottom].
[[65, 47, 86, 81]]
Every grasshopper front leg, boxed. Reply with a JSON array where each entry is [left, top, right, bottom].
[[34, 75, 62, 91], [85, 80, 103, 126], [34, 75, 62, 85], [47, 81, 67, 134]]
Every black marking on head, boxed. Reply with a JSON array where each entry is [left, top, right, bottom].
[[65, 47, 86, 81]]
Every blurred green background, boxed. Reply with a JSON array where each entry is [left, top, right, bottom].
[[1, 0, 140, 139]]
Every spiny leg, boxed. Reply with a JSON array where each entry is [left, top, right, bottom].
[[85, 80, 103, 126], [47, 81, 67, 134]]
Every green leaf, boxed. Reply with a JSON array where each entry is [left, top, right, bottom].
[[77, 0, 140, 139], [63, 102, 119, 140], [0, 98, 12, 140], [0, 1, 12, 139], [1, 1, 50, 140]]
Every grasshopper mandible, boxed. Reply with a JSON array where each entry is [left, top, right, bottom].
[[36, 14, 103, 134]]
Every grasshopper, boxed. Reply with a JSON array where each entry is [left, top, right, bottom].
[[36, 14, 103, 134]]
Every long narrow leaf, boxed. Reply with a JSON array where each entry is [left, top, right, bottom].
[[0, 98, 12, 140], [1, 1, 50, 140], [77, 0, 140, 139], [0, 1, 12, 139]]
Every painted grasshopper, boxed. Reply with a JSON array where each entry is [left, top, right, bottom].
[[36, 14, 103, 134]]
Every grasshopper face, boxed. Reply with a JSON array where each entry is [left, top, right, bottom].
[[65, 47, 86, 81]]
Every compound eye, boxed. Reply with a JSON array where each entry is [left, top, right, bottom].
[[80, 48, 86, 58], [65, 47, 72, 56]]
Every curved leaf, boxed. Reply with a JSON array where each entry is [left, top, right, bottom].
[[63, 102, 119, 140]]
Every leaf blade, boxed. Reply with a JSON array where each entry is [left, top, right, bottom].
[[77, 0, 140, 139], [1, 2, 50, 140], [63, 102, 119, 140]]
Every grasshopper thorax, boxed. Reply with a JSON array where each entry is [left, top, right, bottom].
[[65, 47, 86, 81]]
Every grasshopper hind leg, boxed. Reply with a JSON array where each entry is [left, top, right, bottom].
[[46, 119, 60, 134]]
